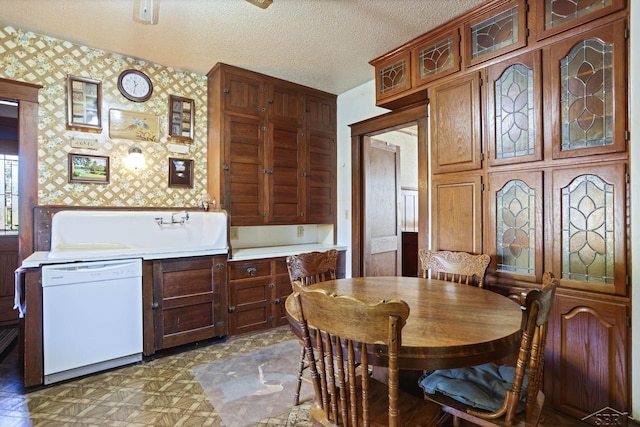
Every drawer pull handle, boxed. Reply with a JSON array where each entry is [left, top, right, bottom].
[[246, 267, 257, 276]]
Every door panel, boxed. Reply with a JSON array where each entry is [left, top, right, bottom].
[[364, 139, 401, 276]]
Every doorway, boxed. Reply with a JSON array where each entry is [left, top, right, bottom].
[[0, 78, 40, 326], [350, 105, 428, 278]]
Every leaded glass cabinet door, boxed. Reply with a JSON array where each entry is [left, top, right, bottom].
[[372, 51, 411, 102], [551, 163, 627, 296], [486, 51, 542, 166], [411, 28, 460, 88], [546, 20, 627, 160], [464, 0, 526, 67], [532, 0, 626, 41], [488, 171, 543, 283]]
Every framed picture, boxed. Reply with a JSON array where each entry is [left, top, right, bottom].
[[67, 75, 102, 131], [168, 158, 194, 188], [109, 109, 159, 142], [168, 95, 194, 142], [68, 153, 110, 184]]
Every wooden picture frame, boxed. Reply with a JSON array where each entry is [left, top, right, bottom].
[[168, 157, 194, 188], [109, 109, 159, 142], [168, 95, 194, 142], [67, 75, 102, 131], [68, 153, 110, 184]]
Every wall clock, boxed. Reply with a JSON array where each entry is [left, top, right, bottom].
[[117, 69, 153, 102]]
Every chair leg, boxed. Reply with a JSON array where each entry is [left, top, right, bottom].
[[293, 345, 305, 406]]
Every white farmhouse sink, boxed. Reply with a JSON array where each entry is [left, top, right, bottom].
[[47, 210, 228, 259]]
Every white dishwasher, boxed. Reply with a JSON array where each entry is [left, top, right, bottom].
[[42, 259, 143, 385]]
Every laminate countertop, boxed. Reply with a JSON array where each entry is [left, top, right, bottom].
[[231, 244, 347, 261]]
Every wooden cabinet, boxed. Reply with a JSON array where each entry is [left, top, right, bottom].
[[228, 251, 346, 335], [429, 72, 482, 174], [151, 255, 227, 351], [207, 63, 337, 227], [371, 1, 631, 421], [547, 293, 628, 420], [544, 19, 628, 160]]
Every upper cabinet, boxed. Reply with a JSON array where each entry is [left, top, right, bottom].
[[544, 19, 627, 160], [531, 0, 626, 41], [463, 0, 527, 67], [411, 28, 461, 89], [207, 64, 337, 227]]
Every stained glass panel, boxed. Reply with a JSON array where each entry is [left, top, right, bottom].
[[560, 39, 613, 151], [471, 7, 519, 59], [495, 64, 535, 159], [561, 174, 614, 284], [418, 37, 454, 79], [545, 0, 612, 29], [379, 60, 406, 94], [496, 180, 535, 275]]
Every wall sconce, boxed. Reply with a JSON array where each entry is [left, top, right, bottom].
[[245, 0, 273, 9], [127, 145, 146, 171], [133, 0, 160, 25]]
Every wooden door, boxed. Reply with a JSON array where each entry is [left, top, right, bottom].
[[363, 138, 401, 276], [223, 114, 266, 225], [266, 122, 302, 224], [0, 236, 19, 324]]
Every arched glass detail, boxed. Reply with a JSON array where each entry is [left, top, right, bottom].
[[496, 180, 535, 275]]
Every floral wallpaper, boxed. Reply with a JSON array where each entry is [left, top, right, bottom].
[[0, 24, 209, 207]]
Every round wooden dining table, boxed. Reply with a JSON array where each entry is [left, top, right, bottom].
[[285, 276, 524, 371]]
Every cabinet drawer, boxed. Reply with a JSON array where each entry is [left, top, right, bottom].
[[228, 260, 272, 279]]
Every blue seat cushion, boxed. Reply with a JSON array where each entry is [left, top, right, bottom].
[[419, 363, 528, 413]]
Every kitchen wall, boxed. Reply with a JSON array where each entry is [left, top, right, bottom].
[[0, 24, 207, 207]]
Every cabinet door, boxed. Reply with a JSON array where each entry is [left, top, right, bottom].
[[486, 50, 543, 166], [548, 293, 628, 420], [268, 82, 302, 127], [228, 260, 273, 335], [431, 174, 483, 254], [223, 114, 266, 225], [265, 122, 303, 224], [305, 129, 336, 224], [488, 171, 543, 283], [372, 50, 412, 102], [412, 27, 460, 88], [274, 258, 292, 326], [532, 0, 626, 41], [551, 163, 627, 296], [545, 20, 627, 160], [152, 257, 222, 350], [463, 0, 527, 67], [430, 72, 482, 174], [305, 93, 336, 132], [221, 69, 265, 117]]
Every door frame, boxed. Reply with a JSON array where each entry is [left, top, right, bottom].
[[350, 104, 428, 277], [0, 78, 41, 264]]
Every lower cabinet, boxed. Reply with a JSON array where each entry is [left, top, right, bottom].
[[151, 255, 228, 351], [228, 251, 345, 335]]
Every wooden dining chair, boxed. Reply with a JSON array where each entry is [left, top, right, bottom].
[[290, 281, 443, 427], [419, 249, 491, 288], [286, 249, 338, 405], [420, 272, 558, 427]]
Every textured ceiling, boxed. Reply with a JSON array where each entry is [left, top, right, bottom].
[[0, 0, 488, 95]]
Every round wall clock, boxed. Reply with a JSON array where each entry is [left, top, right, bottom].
[[117, 69, 153, 102]]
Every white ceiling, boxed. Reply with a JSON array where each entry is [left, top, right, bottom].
[[0, 0, 488, 95]]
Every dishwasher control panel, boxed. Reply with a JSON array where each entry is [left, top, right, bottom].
[[41, 259, 142, 286]]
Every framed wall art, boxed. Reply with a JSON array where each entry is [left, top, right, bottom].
[[68, 153, 110, 184], [109, 109, 159, 142], [168, 157, 194, 188], [67, 75, 102, 131], [168, 95, 194, 142]]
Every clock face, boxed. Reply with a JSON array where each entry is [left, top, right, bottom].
[[118, 70, 153, 102]]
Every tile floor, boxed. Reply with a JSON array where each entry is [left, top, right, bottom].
[[0, 326, 588, 426]]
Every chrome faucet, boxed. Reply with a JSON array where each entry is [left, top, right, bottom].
[[171, 211, 189, 224]]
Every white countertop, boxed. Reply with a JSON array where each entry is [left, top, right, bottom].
[[21, 248, 229, 268], [231, 243, 347, 261]]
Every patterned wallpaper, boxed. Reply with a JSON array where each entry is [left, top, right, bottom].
[[0, 25, 209, 208]]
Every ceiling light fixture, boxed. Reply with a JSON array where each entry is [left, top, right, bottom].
[[133, 0, 159, 25], [245, 0, 273, 9]]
